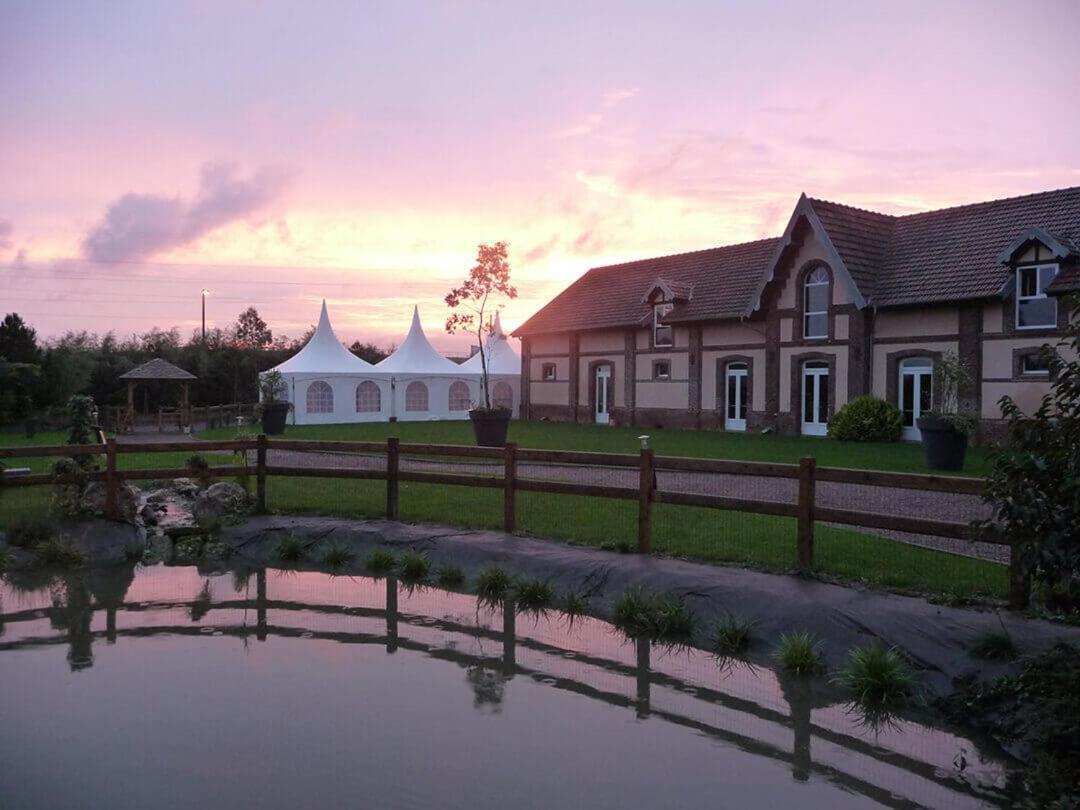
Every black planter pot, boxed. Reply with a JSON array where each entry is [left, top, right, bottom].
[[917, 415, 968, 471], [469, 408, 511, 447], [260, 402, 291, 435]]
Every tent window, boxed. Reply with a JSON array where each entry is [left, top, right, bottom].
[[306, 381, 333, 414], [493, 381, 513, 410], [405, 381, 429, 412], [355, 381, 381, 413], [448, 381, 471, 411]]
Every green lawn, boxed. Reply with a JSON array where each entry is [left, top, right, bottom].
[[198, 420, 993, 476]]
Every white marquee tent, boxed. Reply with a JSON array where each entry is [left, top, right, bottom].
[[263, 302, 521, 426]]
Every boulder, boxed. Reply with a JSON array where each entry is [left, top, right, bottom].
[[193, 481, 252, 527], [81, 481, 141, 524], [172, 478, 200, 497]]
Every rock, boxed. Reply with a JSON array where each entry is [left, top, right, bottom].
[[139, 504, 160, 526], [81, 481, 141, 524], [145, 489, 171, 506], [193, 481, 251, 527], [172, 478, 200, 497]]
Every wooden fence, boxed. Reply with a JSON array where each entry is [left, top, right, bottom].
[[0, 436, 1028, 607]]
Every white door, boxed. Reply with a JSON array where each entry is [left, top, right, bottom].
[[899, 358, 933, 441], [725, 363, 748, 431], [801, 362, 829, 436], [595, 365, 611, 425]]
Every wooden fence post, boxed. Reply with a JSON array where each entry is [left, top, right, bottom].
[[255, 434, 268, 514], [1008, 543, 1031, 610], [105, 437, 118, 520], [386, 437, 400, 520], [797, 457, 816, 571], [503, 442, 518, 533], [637, 448, 655, 553]]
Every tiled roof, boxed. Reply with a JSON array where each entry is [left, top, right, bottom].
[[514, 238, 780, 336], [806, 198, 895, 303], [119, 358, 197, 380]]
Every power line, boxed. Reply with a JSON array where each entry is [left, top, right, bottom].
[[0, 267, 371, 288]]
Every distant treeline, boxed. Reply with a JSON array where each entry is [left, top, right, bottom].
[[0, 308, 390, 425]]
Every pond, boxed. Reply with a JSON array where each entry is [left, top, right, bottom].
[[0, 565, 1009, 809]]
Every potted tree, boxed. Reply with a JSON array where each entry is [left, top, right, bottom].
[[916, 351, 976, 471], [445, 241, 517, 447], [257, 370, 291, 435]]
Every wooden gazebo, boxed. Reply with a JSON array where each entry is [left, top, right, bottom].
[[117, 358, 197, 433]]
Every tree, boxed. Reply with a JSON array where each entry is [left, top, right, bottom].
[[444, 242, 516, 409], [349, 341, 390, 364], [232, 306, 273, 349], [978, 296, 1080, 608], [0, 312, 40, 364]]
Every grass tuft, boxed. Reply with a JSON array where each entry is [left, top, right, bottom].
[[276, 534, 305, 564], [435, 564, 466, 588], [475, 564, 512, 604], [319, 543, 355, 571], [775, 630, 824, 675], [612, 586, 695, 640], [836, 643, 915, 708], [365, 547, 397, 574], [34, 538, 88, 569], [969, 630, 1018, 661], [711, 614, 757, 657], [0, 546, 10, 573], [514, 577, 554, 613], [561, 589, 589, 622], [398, 550, 431, 582]]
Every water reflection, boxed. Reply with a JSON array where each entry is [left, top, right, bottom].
[[0, 564, 1011, 809]]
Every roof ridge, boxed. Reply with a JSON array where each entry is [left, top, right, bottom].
[[894, 184, 1080, 220], [588, 236, 781, 274], [807, 197, 897, 221]]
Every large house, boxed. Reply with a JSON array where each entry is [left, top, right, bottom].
[[513, 186, 1079, 442]]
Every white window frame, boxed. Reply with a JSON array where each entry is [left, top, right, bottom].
[[803, 266, 830, 339], [1020, 352, 1050, 377], [1015, 263, 1059, 330], [541, 363, 557, 381], [653, 359, 671, 380], [653, 302, 674, 347]]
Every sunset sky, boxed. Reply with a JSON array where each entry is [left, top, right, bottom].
[[2, 0, 1079, 351]]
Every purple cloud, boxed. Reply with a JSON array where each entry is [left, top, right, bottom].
[[82, 162, 290, 262]]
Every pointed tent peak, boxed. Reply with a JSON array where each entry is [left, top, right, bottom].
[[376, 305, 461, 375], [492, 310, 506, 339], [318, 299, 330, 327], [268, 300, 375, 374]]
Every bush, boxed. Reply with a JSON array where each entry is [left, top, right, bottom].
[[827, 396, 902, 442]]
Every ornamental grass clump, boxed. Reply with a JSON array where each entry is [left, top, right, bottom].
[[276, 534, 306, 564], [475, 564, 512, 605], [34, 537, 87, 569], [969, 630, 1018, 661], [613, 586, 695, 641], [365, 548, 397, 575], [711, 614, 757, 657], [6, 516, 59, 549], [435, 564, 466, 588], [775, 630, 824, 675], [561, 589, 589, 622], [320, 543, 355, 572], [836, 643, 915, 708], [398, 550, 431, 582], [514, 578, 554, 614]]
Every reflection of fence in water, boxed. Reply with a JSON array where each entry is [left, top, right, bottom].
[[0, 568, 1007, 809]]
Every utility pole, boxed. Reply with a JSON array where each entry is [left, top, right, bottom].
[[201, 289, 209, 343]]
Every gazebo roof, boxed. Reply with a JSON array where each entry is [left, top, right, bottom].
[[119, 358, 197, 381]]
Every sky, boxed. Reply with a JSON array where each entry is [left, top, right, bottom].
[[2, 0, 1079, 352]]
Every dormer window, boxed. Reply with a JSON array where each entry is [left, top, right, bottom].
[[653, 302, 673, 347], [803, 266, 829, 339], [1016, 264, 1058, 329]]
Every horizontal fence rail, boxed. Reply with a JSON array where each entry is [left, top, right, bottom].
[[0, 435, 1026, 607]]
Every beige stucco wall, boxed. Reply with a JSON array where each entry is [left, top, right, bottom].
[[701, 349, 766, 411], [981, 382, 1051, 418], [870, 340, 957, 399], [701, 321, 765, 347], [635, 352, 689, 380], [835, 313, 849, 341], [578, 356, 625, 407], [779, 346, 849, 412], [776, 231, 832, 309], [874, 307, 959, 338], [529, 381, 571, 406], [780, 318, 793, 343], [636, 381, 690, 409], [530, 334, 569, 354], [529, 356, 570, 381], [983, 303, 1003, 334], [580, 330, 625, 353]]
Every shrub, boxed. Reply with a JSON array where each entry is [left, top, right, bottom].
[[186, 454, 212, 487], [34, 537, 87, 569], [775, 630, 824, 675], [6, 515, 59, 549], [827, 396, 902, 442], [50, 456, 88, 516], [364, 548, 397, 574], [398, 550, 431, 582], [0, 546, 10, 573], [475, 564, 512, 604], [969, 630, 1018, 661], [711, 614, 756, 657], [836, 643, 915, 708], [613, 587, 695, 641]]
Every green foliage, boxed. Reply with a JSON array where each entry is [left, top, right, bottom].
[[475, 563, 512, 604], [6, 515, 59, 548], [65, 394, 97, 447], [186, 454, 212, 487], [0, 313, 41, 364], [711, 614, 757, 656], [50, 457, 88, 516], [514, 577, 554, 613], [938, 643, 1080, 808], [232, 306, 273, 350], [435, 563, 466, 588], [836, 643, 915, 708], [0, 545, 10, 573], [174, 533, 228, 563], [612, 587, 695, 640], [775, 631, 824, 675], [926, 351, 978, 435], [123, 542, 146, 562], [34, 537, 87, 569], [276, 534, 306, 563], [364, 547, 397, 574], [969, 630, 1018, 661], [828, 396, 902, 442], [398, 550, 430, 581], [0, 360, 39, 425], [978, 298, 1080, 608], [258, 370, 289, 406], [319, 543, 354, 571], [561, 589, 589, 621]]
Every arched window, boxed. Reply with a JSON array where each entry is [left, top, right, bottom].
[[803, 266, 830, 339], [355, 381, 381, 413], [492, 381, 513, 410], [405, 381, 429, 412], [306, 380, 333, 414], [448, 381, 471, 411]]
